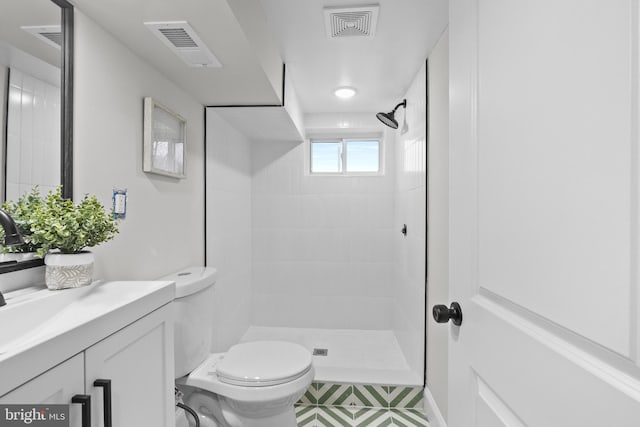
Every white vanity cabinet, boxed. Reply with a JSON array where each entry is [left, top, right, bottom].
[[0, 303, 174, 427], [85, 304, 174, 427], [0, 353, 85, 427]]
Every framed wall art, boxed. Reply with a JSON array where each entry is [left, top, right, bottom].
[[143, 97, 186, 178]]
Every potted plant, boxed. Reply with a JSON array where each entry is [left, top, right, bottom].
[[29, 187, 119, 290], [0, 187, 44, 258]]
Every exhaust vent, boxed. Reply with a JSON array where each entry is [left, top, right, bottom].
[[144, 21, 222, 68], [324, 5, 379, 38], [21, 25, 62, 49], [313, 348, 328, 356]]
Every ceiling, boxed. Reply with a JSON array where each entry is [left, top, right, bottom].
[[0, 0, 61, 69], [72, 0, 286, 106], [260, 0, 448, 114], [71, 0, 448, 115]]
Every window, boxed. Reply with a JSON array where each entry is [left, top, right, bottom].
[[310, 138, 381, 174]]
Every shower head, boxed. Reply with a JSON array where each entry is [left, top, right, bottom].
[[376, 99, 407, 129], [376, 111, 398, 129]]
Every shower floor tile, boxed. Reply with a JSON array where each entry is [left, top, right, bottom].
[[241, 326, 422, 385]]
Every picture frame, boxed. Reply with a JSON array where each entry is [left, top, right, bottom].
[[143, 97, 186, 178]]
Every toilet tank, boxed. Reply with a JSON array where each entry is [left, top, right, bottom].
[[160, 266, 218, 378]]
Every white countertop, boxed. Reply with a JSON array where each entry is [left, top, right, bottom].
[[0, 280, 175, 396]]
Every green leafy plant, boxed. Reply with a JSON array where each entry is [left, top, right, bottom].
[[29, 187, 119, 257], [1, 187, 44, 253]]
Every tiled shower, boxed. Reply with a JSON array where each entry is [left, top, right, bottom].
[[205, 62, 427, 392], [251, 129, 396, 331]]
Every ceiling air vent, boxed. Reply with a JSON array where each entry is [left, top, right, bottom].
[[324, 5, 379, 38], [21, 25, 62, 49], [144, 21, 222, 68]]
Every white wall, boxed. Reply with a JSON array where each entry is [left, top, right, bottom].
[[392, 62, 427, 377], [251, 113, 396, 329], [205, 109, 253, 352], [425, 29, 449, 423], [74, 11, 205, 280]]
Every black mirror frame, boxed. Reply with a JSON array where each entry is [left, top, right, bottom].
[[53, 0, 74, 199], [0, 0, 73, 274]]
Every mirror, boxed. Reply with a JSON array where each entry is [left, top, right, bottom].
[[0, 0, 73, 273]]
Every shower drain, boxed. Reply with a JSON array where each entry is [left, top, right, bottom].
[[313, 348, 328, 356]]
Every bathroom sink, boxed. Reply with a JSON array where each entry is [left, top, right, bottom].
[[0, 285, 93, 354], [0, 279, 175, 396]]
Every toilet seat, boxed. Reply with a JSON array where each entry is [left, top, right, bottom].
[[177, 342, 315, 404], [217, 341, 312, 387]]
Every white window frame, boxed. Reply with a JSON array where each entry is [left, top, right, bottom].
[[308, 135, 384, 176]]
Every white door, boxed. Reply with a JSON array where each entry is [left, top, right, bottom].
[[448, 1, 640, 426]]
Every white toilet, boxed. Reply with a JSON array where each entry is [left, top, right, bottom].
[[163, 267, 314, 427]]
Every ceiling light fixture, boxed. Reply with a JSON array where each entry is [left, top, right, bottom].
[[334, 87, 357, 99]]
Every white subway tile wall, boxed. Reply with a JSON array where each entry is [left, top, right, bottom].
[[251, 115, 397, 330], [392, 62, 428, 377], [205, 110, 253, 352], [6, 69, 60, 200]]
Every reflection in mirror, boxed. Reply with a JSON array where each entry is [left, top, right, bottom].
[[0, 0, 73, 273], [1, 0, 61, 201]]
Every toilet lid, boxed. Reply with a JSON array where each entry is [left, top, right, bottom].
[[216, 341, 312, 387]]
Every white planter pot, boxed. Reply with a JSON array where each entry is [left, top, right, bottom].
[[44, 251, 94, 290]]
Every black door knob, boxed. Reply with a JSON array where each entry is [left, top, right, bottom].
[[432, 302, 463, 326]]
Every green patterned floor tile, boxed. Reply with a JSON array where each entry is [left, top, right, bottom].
[[298, 382, 322, 405], [352, 384, 389, 408], [353, 408, 394, 427], [316, 383, 353, 406], [315, 406, 354, 426], [388, 386, 424, 408], [390, 409, 429, 427], [296, 405, 318, 426], [295, 381, 427, 427]]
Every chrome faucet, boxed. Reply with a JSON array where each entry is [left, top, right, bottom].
[[0, 208, 24, 307]]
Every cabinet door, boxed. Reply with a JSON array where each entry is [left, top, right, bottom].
[[85, 304, 174, 427], [0, 353, 84, 427]]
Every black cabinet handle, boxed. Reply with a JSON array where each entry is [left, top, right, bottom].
[[71, 394, 91, 427], [432, 302, 463, 326], [94, 379, 112, 427]]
